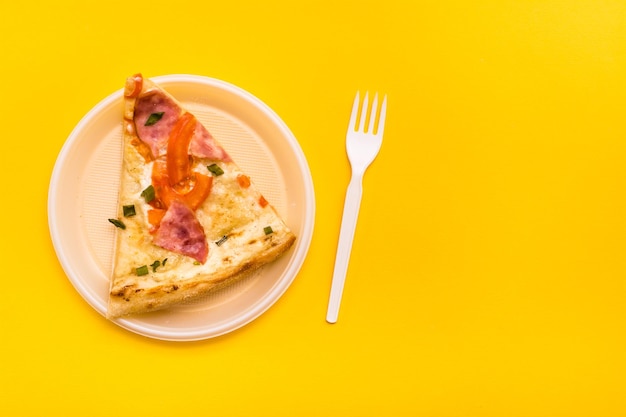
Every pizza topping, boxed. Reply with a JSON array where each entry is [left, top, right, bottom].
[[153, 200, 208, 264], [236, 174, 251, 188], [264, 226, 274, 235], [151, 158, 213, 211], [150, 260, 161, 272], [136, 265, 149, 276], [124, 74, 143, 98], [215, 235, 228, 246], [147, 208, 166, 229], [189, 123, 232, 162], [145, 112, 165, 126], [133, 91, 178, 158], [206, 163, 224, 176], [108, 218, 126, 229], [141, 185, 156, 203], [123, 205, 136, 217], [177, 173, 212, 210], [258, 195, 269, 208], [130, 137, 153, 162], [167, 112, 197, 190]]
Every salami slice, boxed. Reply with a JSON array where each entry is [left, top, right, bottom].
[[153, 200, 208, 264], [134, 89, 231, 161]]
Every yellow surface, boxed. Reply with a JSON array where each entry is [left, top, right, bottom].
[[2, 0, 626, 415]]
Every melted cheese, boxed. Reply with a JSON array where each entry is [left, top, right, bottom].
[[112, 149, 285, 288]]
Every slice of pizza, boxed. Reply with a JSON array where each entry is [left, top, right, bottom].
[[106, 73, 296, 318]]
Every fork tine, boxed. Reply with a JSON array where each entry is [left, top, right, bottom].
[[376, 94, 388, 135], [367, 93, 378, 134], [358, 92, 369, 132], [349, 91, 360, 132]]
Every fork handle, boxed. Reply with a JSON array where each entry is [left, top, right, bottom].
[[326, 174, 364, 323]]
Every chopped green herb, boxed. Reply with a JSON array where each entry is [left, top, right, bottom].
[[123, 204, 136, 217], [207, 163, 224, 176], [136, 265, 149, 276], [264, 226, 274, 235], [215, 235, 228, 246], [145, 112, 164, 126], [108, 218, 126, 229], [162, 258, 168, 267], [150, 260, 161, 272], [193, 261, 201, 265], [141, 185, 155, 203]]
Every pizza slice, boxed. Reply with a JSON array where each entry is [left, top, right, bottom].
[[107, 73, 296, 318]]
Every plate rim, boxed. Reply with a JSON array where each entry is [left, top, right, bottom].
[[48, 74, 315, 341]]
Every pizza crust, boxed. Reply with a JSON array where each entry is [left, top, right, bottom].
[[108, 226, 295, 317]]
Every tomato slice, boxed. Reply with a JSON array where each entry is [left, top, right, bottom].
[[182, 174, 213, 210], [151, 157, 213, 211], [167, 112, 197, 190], [147, 208, 166, 230], [151, 157, 174, 208], [124, 73, 143, 98], [237, 174, 251, 188]]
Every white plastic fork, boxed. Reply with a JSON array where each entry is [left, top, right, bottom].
[[326, 91, 387, 323]]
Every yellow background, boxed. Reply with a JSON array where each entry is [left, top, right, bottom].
[[2, 0, 626, 415]]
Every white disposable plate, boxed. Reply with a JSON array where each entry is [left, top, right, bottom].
[[48, 74, 315, 341]]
